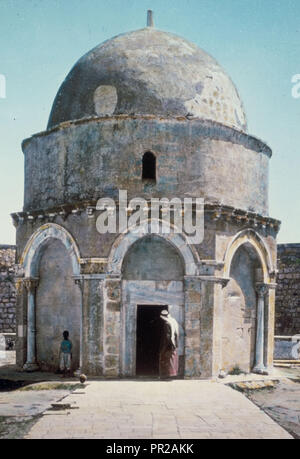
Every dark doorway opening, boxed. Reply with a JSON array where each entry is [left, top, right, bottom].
[[136, 305, 168, 377], [142, 151, 156, 181]]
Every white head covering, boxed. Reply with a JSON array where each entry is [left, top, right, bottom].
[[161, 310, 179, 348]]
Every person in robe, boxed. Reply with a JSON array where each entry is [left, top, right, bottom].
[[159, 310, 179, 379]]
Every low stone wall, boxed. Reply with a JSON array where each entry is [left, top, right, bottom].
[[274, 335, 300, 360], [0, 245, 16, 333], [275, 244, 300, 336]]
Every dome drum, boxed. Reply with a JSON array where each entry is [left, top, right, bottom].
[[23, 116, 270, 215]]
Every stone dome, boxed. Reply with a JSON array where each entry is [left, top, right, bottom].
[[48, 27, 247, 131]]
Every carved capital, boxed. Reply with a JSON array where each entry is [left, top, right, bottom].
[[255, 283, 268, 298], [79, 258, 107, 274], [23, 277, 39, 293], [196, 275, 230, 288], [86, 206, 95, 218], [74, 276, 84, 293], [105, 279, 121, 301]]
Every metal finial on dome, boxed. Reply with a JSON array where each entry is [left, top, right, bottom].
[[147, 10, 154, 27]]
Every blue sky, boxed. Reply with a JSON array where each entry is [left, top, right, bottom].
[[0, 0, 299, 244]]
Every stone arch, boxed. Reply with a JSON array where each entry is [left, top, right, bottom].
[[122, 234, 185, 280], [107, 220, 199, 377], [222, 243, 261, 373], [107, 219, 199, 277], [223, 229, 273, 284], [221, 228, 274, 374], [20, 223, 81, 277], [20, 224, 82, 372]]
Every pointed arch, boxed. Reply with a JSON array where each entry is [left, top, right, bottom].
[[223, 228, 274, 283], [108, 219, 199, 276], [20, 223, 81, 277]]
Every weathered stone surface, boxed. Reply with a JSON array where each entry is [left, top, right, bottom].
[[222, 245, 257, 373], [276, 244, 300, 336], [82, 278, 104, 375], [184, 277, 201, 377], [47, 28, 247, 131], [122, 235, 184, 280], [121, 278, 184, 377], [0, 246, 16, 334], [105, 354, 119, 369], [106, 301, 120, 312], [23, 117, 270, 215], [36, 239, 81, 372], [274, 337, 300, 360]]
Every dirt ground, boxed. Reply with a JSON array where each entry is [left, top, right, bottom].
[[245, 379, 300, 439], [0, 415, 41, 439], [0, 382, 83, 439]]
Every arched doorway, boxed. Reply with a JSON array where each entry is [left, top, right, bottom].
[[20, 224, 82, 372], [36, 239, 81, 371], [121, 234, 185, 377], [222, 228, 275, 374], [222, 242, 261, 373]]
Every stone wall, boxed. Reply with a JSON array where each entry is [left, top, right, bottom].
[[22, 117, 270, 216], [276, 244, 300, 336], [36, 239, 81, 372], [222, 244, 257, 373], [0, 245, 16, 333]]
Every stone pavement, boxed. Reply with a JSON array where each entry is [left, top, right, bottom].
[[25, 380, 292, 439]]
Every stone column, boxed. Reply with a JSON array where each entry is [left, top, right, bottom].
[[253, 283, 268, 374], [265, 285, 276, 371], [184, 276, 202, 378], [103, 276, 122, 377], [73, 277, 83, 376], [80, 274, 105, 375], [197, 275, 229, 379], [15, 275, 27, 368], [23, 278, 39, 372]]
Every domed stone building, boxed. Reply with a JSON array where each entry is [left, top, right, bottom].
[[12, 13, 280, 378]]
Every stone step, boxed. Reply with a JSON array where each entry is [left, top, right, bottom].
[[228, 380, 279, 392]]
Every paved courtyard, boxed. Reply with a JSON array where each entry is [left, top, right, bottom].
[[25, 380, 292, 439]]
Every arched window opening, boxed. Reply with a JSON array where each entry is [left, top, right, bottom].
[[142, 152, 156, 181]]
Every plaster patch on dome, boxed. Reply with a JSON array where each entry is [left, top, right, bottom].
[[48, 28, 247, 131], [94, 85, 118, 116], [184, 71, 246, 130]]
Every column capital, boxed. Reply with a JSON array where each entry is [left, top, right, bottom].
[[187, 275, 230, 288], [255, 283, 269, 297], [74, 277, 83, 292], [23, 277, 39, 292], [105, 274, 122, 281]]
